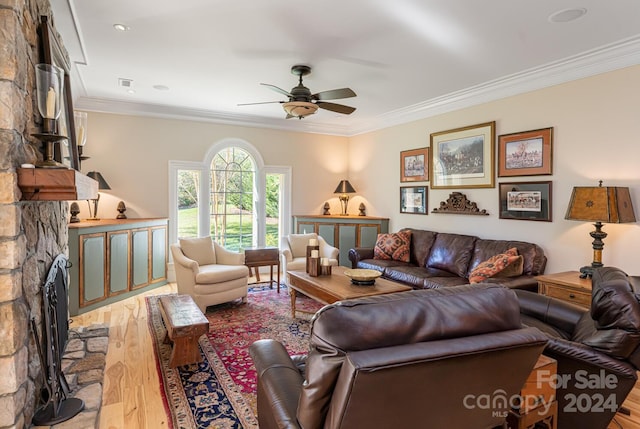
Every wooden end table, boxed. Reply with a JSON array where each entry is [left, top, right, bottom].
[[286, 266, 412, 318], [244, 247, 281, 292], [507, 354, 558, 429], [536, 271, 592, 308]]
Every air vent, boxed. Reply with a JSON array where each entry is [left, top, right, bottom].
[[118, 78, 133, 88]]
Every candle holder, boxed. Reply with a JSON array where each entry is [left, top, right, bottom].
[[36, 64, 64, 134], [308, 257, 320, 277], [32, 132, 67, 168], [306, 245, 319, 274], [74, 111, 90, 168], [34, 63, 67, 168]]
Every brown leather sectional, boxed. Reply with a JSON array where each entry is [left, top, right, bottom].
[[348, 228, 547, 291]]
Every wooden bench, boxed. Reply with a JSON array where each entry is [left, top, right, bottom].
[[159, 295, 209, 367]]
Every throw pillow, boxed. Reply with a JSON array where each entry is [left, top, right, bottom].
[[494, 255, 524, 278], [374, 231, 412, 262], [469, 248, 520, 284], [179, 236, 216, 265]]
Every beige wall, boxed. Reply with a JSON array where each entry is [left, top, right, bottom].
[[79, 65, 639, 274], [77, 114, 349, 219], [350, 65, 640, 273]]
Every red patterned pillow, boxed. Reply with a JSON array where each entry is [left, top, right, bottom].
[[374, 231, 412, 262], [469, 247, 520, 284]]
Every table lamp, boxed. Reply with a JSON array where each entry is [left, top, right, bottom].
[[334, 180, 356, 215], [565, 181, 636, 278], [86, 171, 111, 220]]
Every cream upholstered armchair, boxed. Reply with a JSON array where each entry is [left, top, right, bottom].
[[280, 233, 339, 279], [170, 237, 249, 312]]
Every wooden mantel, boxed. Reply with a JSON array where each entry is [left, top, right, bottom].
[[17, 168, 98, 201]]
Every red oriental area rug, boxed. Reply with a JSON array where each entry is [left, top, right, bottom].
[[147, 284, 322, 429]]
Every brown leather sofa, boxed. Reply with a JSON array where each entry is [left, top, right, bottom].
[[516, 267, 640, 429], [250, 284, 547, 429], [348, 228, 547, 291]]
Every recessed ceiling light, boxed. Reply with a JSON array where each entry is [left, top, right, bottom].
[[113, 23, 130, 32], [153, 85, 170, 91], [548, 8, 587, 23], [126, 89, 136, 94]]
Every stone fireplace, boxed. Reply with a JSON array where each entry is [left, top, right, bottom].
[[0, 0, 73, 426]]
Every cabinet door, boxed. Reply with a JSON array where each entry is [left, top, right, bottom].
[[151, 226, 167, 282], [107, 230, 130, 295], [79, 233, 106, 306], [131, 228, 150, 289], [297, 222, 316, 234], [337, 225, 357, 267], [358, 225, 381, 248], [317, 224, 336, 247]]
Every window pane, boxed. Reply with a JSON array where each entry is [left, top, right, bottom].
[[177, 170, 199, 238], [265, 173, 282, 247]]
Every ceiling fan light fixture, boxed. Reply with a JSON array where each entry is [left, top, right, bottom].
[[283, 101, 318, 118]]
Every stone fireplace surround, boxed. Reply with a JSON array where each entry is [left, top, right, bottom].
[[0, 0, 77, 426]]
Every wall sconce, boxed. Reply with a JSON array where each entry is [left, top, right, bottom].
[[565, 180, 636, 278], [74, 111, 89, 169], [86, 171, 111, 220], [334, 180, 356, 216]]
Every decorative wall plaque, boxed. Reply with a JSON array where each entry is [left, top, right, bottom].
[[432, 192, 489, 215]]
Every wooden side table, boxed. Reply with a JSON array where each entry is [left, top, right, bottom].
[[244, 247, 281, 292], [536, 271, 592, 309], [507, 354, 558, 429]]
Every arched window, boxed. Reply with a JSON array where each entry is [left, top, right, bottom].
[[210, 147, 255, 251], [169, 139, 292, 267]]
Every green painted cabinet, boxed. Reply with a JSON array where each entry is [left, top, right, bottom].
[[68, 218, 168, 315], [293, 215, 389, 266]]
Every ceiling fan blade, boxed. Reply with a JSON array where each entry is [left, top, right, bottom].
[[261, 83, 293, 98], [316, 101, 356, 115], [312, 88, 356, 101], [237, 101, 284, 106]]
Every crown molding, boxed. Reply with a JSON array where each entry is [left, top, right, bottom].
[[75, 35, 640, 137], [348, 35, 640, 136], [74, 97, 354, 136]]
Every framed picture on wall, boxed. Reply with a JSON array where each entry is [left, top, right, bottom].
[[498, 127, 553, 177], [400, 147, 429, 182], [499, 181, 552, 221], [400, 186, 428, 214], [430, 121, 495, 189]]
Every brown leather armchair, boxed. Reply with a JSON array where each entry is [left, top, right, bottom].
[[250, 284, 547, 429], [516, 267, 640, 429]]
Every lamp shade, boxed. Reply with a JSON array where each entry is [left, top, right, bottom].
[[334, 180, 356, 194], [86, 171, 111, 190], [283, 101, 318, 118], [565, 184, 635, 223]]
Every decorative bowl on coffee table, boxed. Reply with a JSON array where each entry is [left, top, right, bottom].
[[343, 269, 382, 286]]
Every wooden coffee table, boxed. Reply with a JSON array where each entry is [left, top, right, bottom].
[[286, 266, 412, 318]]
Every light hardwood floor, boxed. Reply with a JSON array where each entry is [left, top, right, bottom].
[[70, 282, 640, 429]]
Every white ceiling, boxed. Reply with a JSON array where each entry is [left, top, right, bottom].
[[51, 0, 640, 136]]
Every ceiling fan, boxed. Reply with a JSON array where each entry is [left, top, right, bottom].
[[239, 64, 356, 119]]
